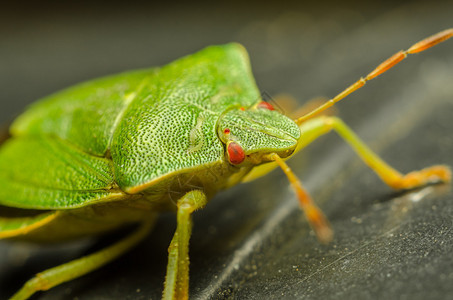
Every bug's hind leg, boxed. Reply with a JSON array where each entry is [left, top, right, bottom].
[[162, 190, 207, 300], [10, 220, 155, 300], [300, 116, 451, 189]]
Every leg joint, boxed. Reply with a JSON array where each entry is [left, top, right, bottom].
[[177, 190, 207, 212]]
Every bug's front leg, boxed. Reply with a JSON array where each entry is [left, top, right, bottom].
[[162, 190, 207, 300], [299, 116, 451, 189]]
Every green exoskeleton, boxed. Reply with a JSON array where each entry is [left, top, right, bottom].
[[1, 29, 452, 300]]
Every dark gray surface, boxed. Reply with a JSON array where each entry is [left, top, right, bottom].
[[1, 1, 453, 299]]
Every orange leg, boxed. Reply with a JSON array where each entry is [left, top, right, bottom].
[[266, 153, 333, 244]]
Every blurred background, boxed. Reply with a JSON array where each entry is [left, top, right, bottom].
[[1, 1, 453, 299]]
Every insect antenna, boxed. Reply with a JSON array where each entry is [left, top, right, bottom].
[[266, 153, 333, 244], [295, 28, 453, 125]]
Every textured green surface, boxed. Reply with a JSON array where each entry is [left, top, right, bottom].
[[0, 136, 120, 209], [111, 44, 263, 190], [218, 109, 300, 155], [11, 69, 154, 157]]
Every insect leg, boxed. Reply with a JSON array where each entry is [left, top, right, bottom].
[[10, 220, 155, 300], [267, 153, 333, 244], [300, 116, 451, 189], [163, 190, 207, 300]]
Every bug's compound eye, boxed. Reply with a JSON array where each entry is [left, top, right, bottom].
[[257, 101, 275, 111], [227, 141, 245, 165], [239, 107, 245, 111], [223, 128, 231, 135]]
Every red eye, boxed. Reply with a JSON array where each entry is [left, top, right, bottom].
[[240, 107, 245, 111], [257, 101, 275, 111], [227, 142, 245, 164], [223, 128, 230, 134]]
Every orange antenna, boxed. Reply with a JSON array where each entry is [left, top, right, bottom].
[[295, 28, 453, 125]]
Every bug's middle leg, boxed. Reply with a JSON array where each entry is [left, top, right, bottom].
[[162, 190, 207, 300], [298, 116, 451, 189]]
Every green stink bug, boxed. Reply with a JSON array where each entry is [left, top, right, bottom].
[[1, 29, 452, 300]]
